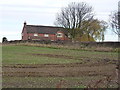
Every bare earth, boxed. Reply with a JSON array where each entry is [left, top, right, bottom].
[[2, 56, 118, 88]]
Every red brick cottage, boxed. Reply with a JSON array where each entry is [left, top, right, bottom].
[[21, 22, 69, 41]]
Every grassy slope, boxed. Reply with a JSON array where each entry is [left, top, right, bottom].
[[2, 45, 118, 88], [2, 45, 117, 64]]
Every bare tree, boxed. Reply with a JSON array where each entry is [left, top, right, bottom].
[[54, 2, 94, 40], [109, 11, 120, 37]]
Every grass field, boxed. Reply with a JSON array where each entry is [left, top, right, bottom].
[[2, 44, 119, 88], [2, 45, 118, 64]]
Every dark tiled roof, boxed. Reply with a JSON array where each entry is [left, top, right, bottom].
[[25, 25, 68, 34]]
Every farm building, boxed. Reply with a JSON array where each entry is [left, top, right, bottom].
[[21, 22, 69, 41]]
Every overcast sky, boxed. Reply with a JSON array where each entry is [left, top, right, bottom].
[[0, 0, 119, 42]]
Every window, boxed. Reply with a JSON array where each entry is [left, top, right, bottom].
[[44, 34, 49, 37], [28, 36, 30, 39], [34, 33, 38, 36], [57, 33, 62, 37]]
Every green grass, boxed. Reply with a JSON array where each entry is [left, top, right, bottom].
[[2, 45, 118, 64], [2, 45, 119, 88]]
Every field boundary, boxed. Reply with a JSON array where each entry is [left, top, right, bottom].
[[2, 40, 120, 48], [2, 40, 120, 52]]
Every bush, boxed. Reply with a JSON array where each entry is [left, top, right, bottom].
[[2, 37, 8, 43]]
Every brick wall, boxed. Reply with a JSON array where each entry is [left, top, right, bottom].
[[22, 28, 28, 40], [22, 32, 69, 41]]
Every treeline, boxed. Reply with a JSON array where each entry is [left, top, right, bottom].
[[54, 2, 108, 42]]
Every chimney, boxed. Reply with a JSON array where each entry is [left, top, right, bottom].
[[24, 21, 27, 26]]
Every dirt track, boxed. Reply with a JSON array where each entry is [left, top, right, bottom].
[[2, 53, 118, 87], [3, 60, 117, 77], [2, 59, 119, 88]]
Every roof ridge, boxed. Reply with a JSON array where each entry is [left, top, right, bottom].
[[26, 25, 63, 28]]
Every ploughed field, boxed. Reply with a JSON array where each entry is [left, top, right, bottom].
[[2, 45, 118, 88]]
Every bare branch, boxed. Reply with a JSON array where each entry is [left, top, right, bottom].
[[109, 11, 120, 37], [54, 2, 94, 39]]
